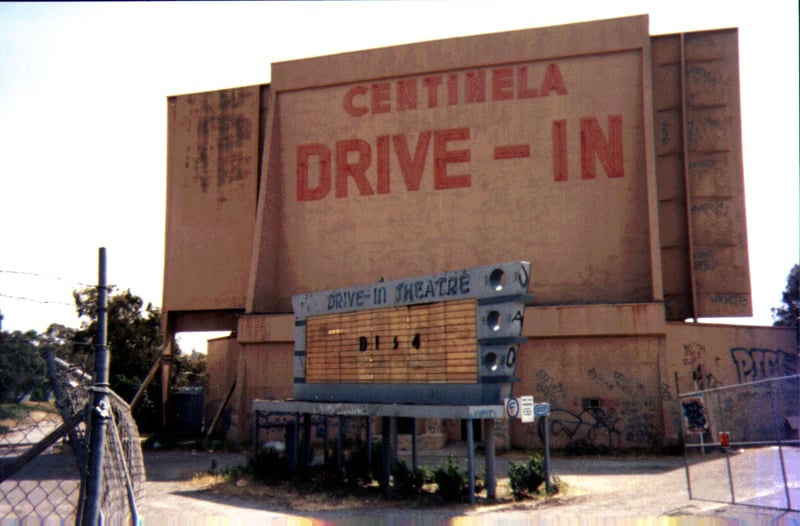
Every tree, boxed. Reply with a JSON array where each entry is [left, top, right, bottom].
[[72, 286, 163, 378], [772, 264, 799, 327], [0, 330, 47, 403], [70, 285, 174, 430]]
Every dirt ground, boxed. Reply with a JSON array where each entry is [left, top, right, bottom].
[[135, 445, 800, 525]]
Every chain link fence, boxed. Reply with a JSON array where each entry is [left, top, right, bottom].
[[0, 399, 81, 523], [679, 373, 800, 511], [0, 354, 145, 524]]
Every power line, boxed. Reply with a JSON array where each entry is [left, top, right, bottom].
[[0, 269, 94, 288], [0, 292, 73, 306]]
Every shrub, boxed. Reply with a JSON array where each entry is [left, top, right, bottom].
[[393, 460, 430, 497], [508, 453, 547, 500], [343, 440, 379, 486], [250, 445, 288, 484], [433, 455, 468, 501]]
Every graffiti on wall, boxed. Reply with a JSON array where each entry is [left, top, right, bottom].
[[682, 342, 706, 369], [680, 343, 797, 389], [534, 369, 565, 405], [680, 397, 708, 434], [730, 347, 798, 383], [671, 344, 800, 443], [539, 406, 622, 452], [534, 368, 660, 451], [682, 342, 723, 390]]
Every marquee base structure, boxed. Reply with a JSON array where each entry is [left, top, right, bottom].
[[252, 399, 547, 503]]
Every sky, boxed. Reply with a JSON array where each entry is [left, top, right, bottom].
[[0, 1, 797, 352]]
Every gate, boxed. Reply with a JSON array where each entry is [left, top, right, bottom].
[[679, 374, 800, 511], [0, 354, 145, 523]]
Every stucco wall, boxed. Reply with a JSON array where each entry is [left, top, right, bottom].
[[206, 310, 797, 450], [205, 336, 239, 436], [511, 335, 664, 451], [232, 342, 294, 442], [662, 323, 798, 443]]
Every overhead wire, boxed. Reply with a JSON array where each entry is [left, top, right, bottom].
[[0, 268, 108, 308], [0, 269, 94, 288], [0, 292, 74, 306]]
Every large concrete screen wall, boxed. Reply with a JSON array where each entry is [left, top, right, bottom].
[[250, 16, 661, 313], [161, 16, 779, 449]]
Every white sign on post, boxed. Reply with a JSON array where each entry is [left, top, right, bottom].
[[520, 395, 535, 423]]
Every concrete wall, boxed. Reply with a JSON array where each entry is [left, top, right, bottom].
[[231, 342, 293, 443], [507, 321, 797, 451], [162, 24, 752, 330], [205, 307, 797, 450], [651, 30, 750, 320], [206, 330, 294, 443], [160, 17, 780, 450], [249, 16, 662, 314], [163, 86, 267, 315], [512, 335, 664, 451], [662, 323, 798, 443], [205, 336, 239, 436]]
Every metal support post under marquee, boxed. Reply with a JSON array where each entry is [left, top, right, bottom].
[[485, 420, 496, 499], [466, 418, 475, 503]]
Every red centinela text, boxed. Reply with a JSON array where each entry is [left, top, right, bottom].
[[342, 63, 568, 117]]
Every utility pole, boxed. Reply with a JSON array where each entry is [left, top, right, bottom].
[[78, 248, 110, 524]]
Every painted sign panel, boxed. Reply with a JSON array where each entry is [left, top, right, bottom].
[[305, 299, 477, 384], [292, 262, 529, 404], [253, 17, 657, 314], [292, 261, 530, 317]]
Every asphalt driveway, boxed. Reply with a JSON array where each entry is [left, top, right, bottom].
[[135, 445, 800, 525]]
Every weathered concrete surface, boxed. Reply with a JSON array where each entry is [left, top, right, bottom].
[[135, 447, 800, 525]]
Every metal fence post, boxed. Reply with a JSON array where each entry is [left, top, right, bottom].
[[79, 247, 111, 525], [543, 414, 551, 495], [769, 381, 792, 509]]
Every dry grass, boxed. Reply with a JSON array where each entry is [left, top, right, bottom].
[[0, 401, 60, 431], [185, 470, 563, 513]]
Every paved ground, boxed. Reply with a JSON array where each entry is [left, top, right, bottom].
[[135, 445, 800, 525]]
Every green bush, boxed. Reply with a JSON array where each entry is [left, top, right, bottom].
[[250, 446, 288, 484], [343, 440, 379, 486], [433, 455, 468, 501], [508, 453, 558, 500], [392, 460, 430, 497]]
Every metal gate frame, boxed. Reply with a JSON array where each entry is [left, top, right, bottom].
[[679, 373, 799, 511]]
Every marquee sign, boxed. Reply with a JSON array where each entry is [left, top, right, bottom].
[[292, 261, 531, 405]]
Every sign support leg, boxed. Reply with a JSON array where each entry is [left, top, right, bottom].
[[366, 416, 372, 475], [337, 415, 345, 471], [411, 418, 418, 472], [381, 417, 391, 495], [485, 419, 496, 499], [466, 418, 475, 504], [301, 413, 312, 473], [390, 417, 398, 473]]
